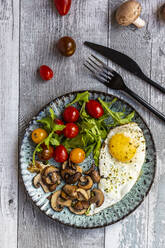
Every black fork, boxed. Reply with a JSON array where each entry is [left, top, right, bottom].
[[84, 55, 165, 122]]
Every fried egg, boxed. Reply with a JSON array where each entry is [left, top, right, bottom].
[[88, 122, 146, 215]]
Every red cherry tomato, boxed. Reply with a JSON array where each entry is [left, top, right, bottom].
[[39, 65, 53, 81], [63, 106, 79, 123], [86, 100, 104, 119], [54, 0, 71, 16], [54, 119, 64, 135], [53, 145, 68, 163], [63, 123, 79, 138], [38, 144, 54, 161]]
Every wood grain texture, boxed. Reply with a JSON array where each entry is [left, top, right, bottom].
[[18, 1, 108, 247], [0, 0, 19, 247], [0, 0, 164, 247], [105, 1, 165, 248]]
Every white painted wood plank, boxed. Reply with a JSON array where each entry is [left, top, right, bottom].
[[18, 0, 108, 247], [0, 0, 19, 247], [147, 1, 165, 247], [105, 0, 154, 247]]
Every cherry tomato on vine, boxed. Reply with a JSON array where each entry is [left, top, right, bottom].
[[38, 144, 54, 161], [57, 36, 76, 57], [63, 123, 79, 138], [31, 128, 48, 144], [54, 0, 72, 16], [86, 100, 104, 119], [70, 148, 85, 164], [54, 119, 64, 135], [53, 145, 68, 163], [39, 65, 53, 81], [63, 106, 79, 123]]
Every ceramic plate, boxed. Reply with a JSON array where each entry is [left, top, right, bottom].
[[20, 91, 156, 229]]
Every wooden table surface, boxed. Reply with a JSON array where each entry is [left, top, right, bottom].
[[1, 0, 165, 247]]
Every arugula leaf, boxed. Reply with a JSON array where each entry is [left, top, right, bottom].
[[67, 91, 89, 106], [98, 98, 135, 125], [32, 143, 42, 165], [85, 143, 96, 157], [37, 117, 53, 131], [49, 108, 56, 120], [93, 138, 102, 166]]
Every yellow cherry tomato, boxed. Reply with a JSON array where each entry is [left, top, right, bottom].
[[70, 148, 85, 164], [31, 128, 48, 144]]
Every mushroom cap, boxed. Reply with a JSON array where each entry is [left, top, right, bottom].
[[42, 166, 60, 185], [69, 206, 87, 215], [76, 188, 90, 201], [116, 0, 142, 26], [33, 173, 50, 193], [78, 176, 93, 190], [90, 188, 104, 207], [62, 185, 78, 199], [51, 190, 64, 212]]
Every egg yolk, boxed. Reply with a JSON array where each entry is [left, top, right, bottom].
[[109, 133, 137, 162]]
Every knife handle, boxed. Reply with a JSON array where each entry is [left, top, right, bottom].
[[139, 72, 165, 93], [125, 86, 165, 122]]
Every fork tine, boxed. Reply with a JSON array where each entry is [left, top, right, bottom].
[[88, 57, 102, 70], [88, 56, 113, 79], [85, 60, 98, 72], [84, 62, 110, 86], [91, 54, 115, 74], [83, 63, 95, 74]]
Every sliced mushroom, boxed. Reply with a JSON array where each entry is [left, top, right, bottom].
[[85, 164, 101, 183], [57, 197, 72, 207], [76, 188, 90, 201], [49, 183, 58, 192], [78, 176, 93, 190], [69, 206, 87, 215], [74, 201, 90, 211], [51, 190, 63, 212], [65, 172, 82, 184], [33, 173, 50, 193], [42, 166, 60, 185], [28, 161, 48, 173], [61, 167, 81, 184], [90, 189, 104, 207], [62, 185, 78, 200], [116, 0, 145, 28]]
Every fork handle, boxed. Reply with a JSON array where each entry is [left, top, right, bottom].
[[124, 86, 165, 121], [138, 72, 165, 94]]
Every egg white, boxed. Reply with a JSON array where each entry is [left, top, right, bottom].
[[88, 122, 146, 215]]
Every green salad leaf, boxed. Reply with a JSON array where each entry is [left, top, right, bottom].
[[98, 98, 135, 126], [31, 92, 135, 167], [67, 91, 89, 106], [32, 108, 65, 165]]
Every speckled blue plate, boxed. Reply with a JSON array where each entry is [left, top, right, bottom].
[[20, 91, 156, 229]]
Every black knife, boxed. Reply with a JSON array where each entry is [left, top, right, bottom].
[[84, 41, 165, 93]]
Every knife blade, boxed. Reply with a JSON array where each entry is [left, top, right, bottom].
[[84, 41, 165, 93]]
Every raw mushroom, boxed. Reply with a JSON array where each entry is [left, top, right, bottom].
[[33, 173, 50, 193], [161, 4, 165, 21], [116, 0, 145, 28], [90, 188, 104, 207], [78, 176, 93, 190], [85, 164, 101, 183]]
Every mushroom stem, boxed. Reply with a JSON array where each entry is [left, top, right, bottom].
[[133, 17, 145, 28]]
